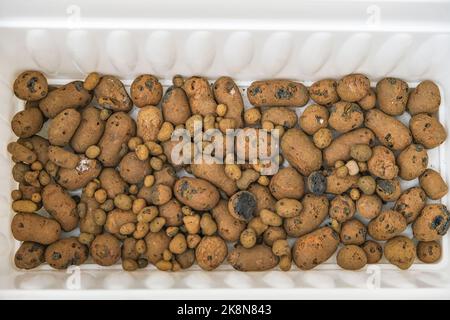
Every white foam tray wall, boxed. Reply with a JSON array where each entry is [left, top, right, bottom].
[[0, 0, 450, 299]]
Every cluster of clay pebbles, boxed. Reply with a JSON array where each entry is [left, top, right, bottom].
[[9, 71, 448, 272]]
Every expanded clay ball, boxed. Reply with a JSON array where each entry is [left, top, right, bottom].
[[144, 175, 155, 188], [172, 74, 184, 88], [13, 71, 48, 101], [384, 236, 416, 270], [187, 234, 201, 249], [307, 171, 327, 195], [39, 171, 51, 186], [350, 144, 372, 162], [169, 233, 187, 254], [336, 165, 348, 178], [146, 141, 163, 156], [150, 157, 164, 171], [134, 222, 150, 239], [279, 255, 292, 271], [357, 194, 382, 219], [128, 137, 143, 151], [30, 161, 43, 171], [349, 188, 360, 201], [155, 260, 172, 271], [31, 193, 41, 203], [258, 175, 270, 186], [263, 227, 286, 246], [83, 72, 101, 91], [262, 120, 274, 131], [345, 160, 359, 176], [240, 228, 257, 249], [299, 104, 329, 135], [163, 249, 172, 261], [119, 222, 136, 236], [94, 209, 107, 226], [84, 180, 99, 198], [128, 185, 139, 195], [313, 128, 333, 149], [149, 217, 166, 233], [376, 178, 402, 202], [122, 259, 138, 271], [337, 245, 367, 270], [219, 118, 237, 133], [329, 195, 355, 223], [79, 233, 95, 246], [200, 213, 217, 236], [132, 198, 146, 214], [183, 214, 201, 234], [272, 239, 290, 257], [361, 240, 383, 264], [114, 194, 133, 211], [244, 108, 261, 125], [94, 189, 107, 204], [358, 176, 376, 195], [357, 161, 368, 173], [340, 219, 366, 245], [260, 209, 282, 227], [216, 104, 227, 117], [419, 169, 448, 200], [237, 169, 260, 190], [358, 89, 376, 110], [228, 191, 257, 222], [181, 206, 194, 216], [85, 145, 101, 159], [157, 122, 174, 142], [11, 190, 22, 201], [275, 198, 302, 218], [225, 164, 242, 181], [417, 241, 441, 263], [135, 144, 149, 161], [137, 206, 158, 223], [248, 217, 268, 236], [136, 240, 146, 255]]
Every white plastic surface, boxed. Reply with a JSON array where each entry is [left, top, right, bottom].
[[1, 0, 450, 299]]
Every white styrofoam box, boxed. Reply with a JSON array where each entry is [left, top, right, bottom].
[[1, 0, 450, 299]]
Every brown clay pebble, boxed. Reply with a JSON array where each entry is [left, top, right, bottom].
[[14, 71, 48, 101], [14, 242, 46, 270], [227, 191, 257, 222], [407, 80, 441, 115], [419, 169, 448, 200], [394, 187, 426, 224], [44, 237, 88, 269], [292, 227, 339, 270], [336, 245, 367, 270], [368, 210, 407, 241], [340, 219, 367, 245], [384, 236, 416, 270], [361, 240, 383, 264], [416, 241, 441, 263], [413, 204, 450, 242], [356, 194, 382, 220], [84, 72, 101, 91], [90, 233, 121, 266], [195, 236, 228, 271]]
